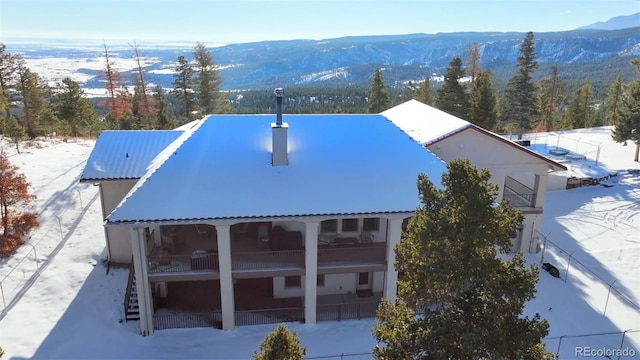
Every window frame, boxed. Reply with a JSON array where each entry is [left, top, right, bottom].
[[284, 275, 301, 288]]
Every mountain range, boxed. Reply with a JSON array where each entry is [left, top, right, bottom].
[[3, 14, 639, 92]]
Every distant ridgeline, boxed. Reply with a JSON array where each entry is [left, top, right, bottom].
[[8, 26, 640, 113]]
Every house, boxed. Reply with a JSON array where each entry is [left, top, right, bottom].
[[382, 100, 567, 253], [81, 102, 448, 335]]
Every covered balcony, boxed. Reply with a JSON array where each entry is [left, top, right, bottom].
[[503, 176, 536, 208]]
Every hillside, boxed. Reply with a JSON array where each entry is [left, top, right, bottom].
[[5, 26, 640, 92]]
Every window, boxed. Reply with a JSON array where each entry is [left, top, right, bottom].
[[363, 218, 380, 232], [320, 219, 337, 233], [284, 276, 301, 288], [342, 218, 358, 232], [317, 274, 325, 287]]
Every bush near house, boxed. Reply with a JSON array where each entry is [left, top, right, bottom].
[[0, 150, 39, 257]]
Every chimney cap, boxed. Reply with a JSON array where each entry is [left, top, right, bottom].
[[274, 88, 284, 97]]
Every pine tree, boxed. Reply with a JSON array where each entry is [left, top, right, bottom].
[[367, 68, 391, 113], [16, 62, 46, 137], [253, 324, 306, 360], [605, 76, 624, 126], [51, 77, 98, 137], [502, 32, 539, 133], [172, 55, 197, 121], [0, 43, 19, 121], [373, 159, 553, 359], [0, 149, 39, 257], [537, 65, 566, 132], [564, 83, 596, 129], [436, 56, 469, 119], [465, 43, 482, 84], [469, 70, 497, 130], [152, 85, 176, 129], [193, 42, 230, 114], [4, 116, 26, 153], [612, 58, 640, 161], [416, 76, 434, 106]]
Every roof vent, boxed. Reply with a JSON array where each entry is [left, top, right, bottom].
[[271, 88, 288, 166]]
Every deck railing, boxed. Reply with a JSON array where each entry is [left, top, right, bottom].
[[235, 307, 304, 326], [503, 176, 535, 207], [153, 311, 222, 330], [318, 245, 387, 265], [317, 301, 380, 321], [232, 250, 305, 270], [147, 251, 219, 273]]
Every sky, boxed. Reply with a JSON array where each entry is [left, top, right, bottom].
[[1, 0, 639, 45]]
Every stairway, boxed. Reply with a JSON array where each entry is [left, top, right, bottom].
[[124, 261, 140, 321]]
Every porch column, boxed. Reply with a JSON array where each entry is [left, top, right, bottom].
[[216, 224, 235, 330], [130, 227, 154, 336], [532, 174, 548, 208], [383, 218, 403, 304], [152, 225, 162, 247], [304, 221, 319, 324]]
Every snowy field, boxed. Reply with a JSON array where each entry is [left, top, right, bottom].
[[0, 126, 638, 359]]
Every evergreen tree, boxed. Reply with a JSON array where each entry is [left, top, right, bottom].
[[502, 32, 539, 133], [403, 81, 417, 102], [564, 83, 596, 129], [0, 44, 19, 121], [416, 76, 434, 106], [465, 42, 482, 84], [0, 149, 39, 257], [172, 55, 197, 121], [537, 65, 566, 132], [51, 78, 99, 137], [152, 85, 177, 129], [605, 76, 624, 126], [4, 116, 26, 153], [193, 42, 231, 114], [436, 56, 469, 119], [16, 62, 46, 137], [37, 107, 63, 137], [612, 58, 640, 161], [367, 68, 391, 113], [253, 324, 306, 360], [469, 70, 498, 130], [373, 159, 552, 360]]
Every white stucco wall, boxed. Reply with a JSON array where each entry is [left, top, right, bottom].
[[426, 129, 551, 200], [100, 180, 137, 263]]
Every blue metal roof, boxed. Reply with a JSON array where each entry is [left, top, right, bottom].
[[107, 114, 448, 223], [80, 130, 183, 182]]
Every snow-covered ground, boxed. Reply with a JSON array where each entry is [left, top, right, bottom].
[[0, 126, 638, 359]]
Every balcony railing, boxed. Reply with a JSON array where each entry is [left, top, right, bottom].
[[232, 250, 305, 271], [235, 307, 304, 326], [148, 248, 219, 273], [503, 176, 535, 208], [153, 311, 222, 330], [318, 244, 387, 265]]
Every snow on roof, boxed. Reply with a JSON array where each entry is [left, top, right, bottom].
[[80, 130, 183, 182], [107, 114, 448, 223], [382, 99, 471, 145], [383, 100, 566, 171]]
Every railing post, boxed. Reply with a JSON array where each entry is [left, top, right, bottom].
[[604, 280, 617, 316], [76, 189, 83, 208], [556, 336, 564, 358], [0, 282, 6, 314], [54, 214, 63, 241], [618, 329, 629, 360], [565, 251, 576, 283]]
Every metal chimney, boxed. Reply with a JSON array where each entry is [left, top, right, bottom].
[[271, 87, 288, 166], [274, 87, 284, 126]]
